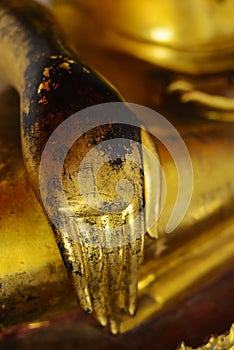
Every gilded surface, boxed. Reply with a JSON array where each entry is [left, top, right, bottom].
[[51, 0, 234, 74], [0, 0, 234, 348], [0, 0, 150, 334], [179, 324, 234, 350]]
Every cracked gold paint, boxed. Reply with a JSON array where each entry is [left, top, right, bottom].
[[82, 66, 91, 74], [0, 0, 150, 334], [38, 59, 75, 97], [1, 86, 234, 335], [1, 0, 234, 341]]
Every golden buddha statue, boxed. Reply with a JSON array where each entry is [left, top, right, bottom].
[[0, 0, 233, 349]]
